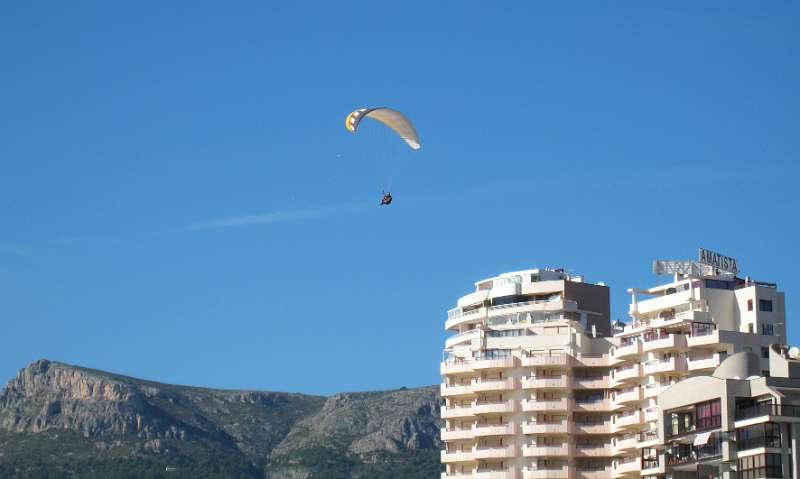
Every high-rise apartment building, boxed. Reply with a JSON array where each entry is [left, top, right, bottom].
[[613, 260, 786, 479], [441, 268, 617, 479], [440, 251, 787, 479]]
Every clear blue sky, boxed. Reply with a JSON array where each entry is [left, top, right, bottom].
[[1, 2, 798, 395]]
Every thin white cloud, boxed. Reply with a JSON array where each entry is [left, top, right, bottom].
[[185, 207, 334, 231]]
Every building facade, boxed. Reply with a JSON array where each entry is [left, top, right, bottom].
[[440, 254, 787, 479], [441, 268, 616, 479], [612, 263, 786, 478], [649, 346, 800, 479]]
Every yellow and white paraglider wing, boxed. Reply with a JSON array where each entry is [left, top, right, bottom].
[[344, 107, 421, 150]]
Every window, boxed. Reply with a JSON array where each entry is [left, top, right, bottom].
[[476, 349, 512, 360], [488, 329, 525, 337], [696, 399, 721, 430], [747, 299, 753, 311], [748, 324, 754, 334], [705, 279, 734, 290], [762, 347, 770, 359], [738, 453, 782, 479], [759, 299, 774, 312], [737, 422, 781, 450], [762, 324, 774, 336]]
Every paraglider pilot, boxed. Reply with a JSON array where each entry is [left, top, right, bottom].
[[380, 192, 393, 206]]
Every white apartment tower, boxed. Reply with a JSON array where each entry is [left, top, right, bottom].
[[441, 252, 787, 479], [441, 268, 617, 479]]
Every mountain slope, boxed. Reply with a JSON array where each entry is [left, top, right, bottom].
[[0, 360, 443, 479]]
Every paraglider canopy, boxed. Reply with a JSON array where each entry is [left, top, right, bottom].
[[345, 107, 421, 150]]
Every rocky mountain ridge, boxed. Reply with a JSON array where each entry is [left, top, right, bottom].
[[0, 359, 443, 478]]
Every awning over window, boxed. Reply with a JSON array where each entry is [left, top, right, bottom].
[[693, 431, 714, 446]]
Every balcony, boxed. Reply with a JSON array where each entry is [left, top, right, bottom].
[[642, 333, 687, 352], [642, 357, 687, 376], [523, 443, 571, 456], [735, 403, 800, 421], [442, 472, 475, 479], [522, 467, 572, 479], [472, 377, 517, 393], [574, 421, 611, 434], [575, 469, 611, 479], [522, 354, 570, 367], [643, 382, 671, 399], [574, 377, 610, 389], [686, 329, 720, 348], [523, 420, 571, 434], [643, 407, 659, 423], [522, 397, 571, 412], [687, 353, 722, 372], [633, 289, 692, 316], [574, 443, 614, 457], [446, 329, 481, 348], [573, 354, 612, 367], [441, 449, 475, 463], [441, 383, 475, 397], [488, 298, 578, 317], [474, 357, 517, 370], [441, 428, 474, 441], [441, 404, 474, 419], [446, 306, 486, 330], [473, 444, 519, 460], [522, 376, 571, 389], [573, 398, 613, 412], [613, 410, 642, 431], [613, 341, 642, 359], [612, 457, 640, 476], [474, 400, 518, 415], [441, 361, 476, 375], [614, 388, 642, 405], [612, 364, 641, 384], [640, 456, 664, 476], [614, 435, 638, 452], [638, 430, 659, 447], [473, 422, 518, 437], [475, 468, 518, 479]]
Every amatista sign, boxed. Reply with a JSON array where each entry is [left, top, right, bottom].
[[698, 248, 739, 274]]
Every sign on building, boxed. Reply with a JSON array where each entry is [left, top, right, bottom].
[[698, 248, 738, 274]]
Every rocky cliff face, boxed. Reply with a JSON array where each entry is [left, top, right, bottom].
[[0, 360, 442, 479]]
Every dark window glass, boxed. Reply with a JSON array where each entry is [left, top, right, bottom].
[[705, 279, 734, 290], [759, 299, 774, 312], [738, 453, 782, 479], [762, 347, 770, 359], [747, 299, 754, 311]]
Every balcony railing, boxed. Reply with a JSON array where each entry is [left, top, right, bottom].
[[574, 354, 611, 367], [522, 353, 569, 366], [522, 443, 571, 456], [574, 377, 610, 389], [735, 403, 800, 420], [523, 420, 571, 434], [521, 397, 570, 411], [522, 376, 571, 389], [474, 399, 518, 415], [522, 466, 571, 479], [666, 437, 723, 465]]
